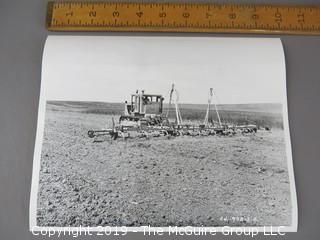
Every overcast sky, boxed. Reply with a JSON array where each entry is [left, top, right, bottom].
[[43, 36, 286, 104]]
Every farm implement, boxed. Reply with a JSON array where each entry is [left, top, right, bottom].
[[87, 84, 257, 142]]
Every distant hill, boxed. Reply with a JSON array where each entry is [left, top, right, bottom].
[[47, 101, 281, 113], [46, 101, 283, 128], [175, 103, 282, 114]]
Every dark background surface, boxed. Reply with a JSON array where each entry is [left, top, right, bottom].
[[0, 0, 319, 239]]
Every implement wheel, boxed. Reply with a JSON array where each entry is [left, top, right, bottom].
[[110, 131, 118, 140], [88, 130, 95, 138]]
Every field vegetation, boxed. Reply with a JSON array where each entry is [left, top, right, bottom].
[[37, 101, 291, 227]]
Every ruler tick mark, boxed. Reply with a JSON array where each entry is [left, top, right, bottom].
[[47, 2, 320, 35]]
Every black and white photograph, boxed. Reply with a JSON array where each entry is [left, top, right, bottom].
[[29, 36, 297, 231]]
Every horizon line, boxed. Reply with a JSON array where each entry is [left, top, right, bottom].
[[46, 99, 282, 106]]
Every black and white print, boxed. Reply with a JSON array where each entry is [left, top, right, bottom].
[[30, 36, 297, 231]]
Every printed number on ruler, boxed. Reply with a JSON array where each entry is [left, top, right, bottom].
[[47, 2, 320, 35]]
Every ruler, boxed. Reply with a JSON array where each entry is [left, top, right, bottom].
[[46, 2, 320, 35]]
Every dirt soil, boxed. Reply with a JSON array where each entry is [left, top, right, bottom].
[[37, 109, 292, 227]]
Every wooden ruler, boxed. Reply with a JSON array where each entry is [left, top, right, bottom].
[[46, 2, 320, 35]]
